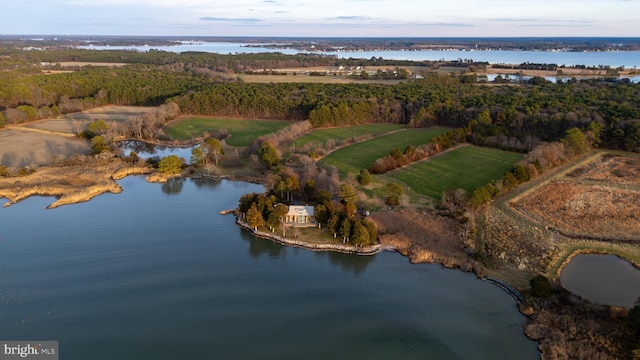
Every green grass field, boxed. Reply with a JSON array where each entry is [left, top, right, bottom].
[[319, 127, 450, 174], [291, 124, 406, 149], [389, 146, 524, 199], [164, 117, 290, 147]]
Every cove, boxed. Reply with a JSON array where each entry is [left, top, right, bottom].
[[560, 254, 640, 308], [0, 176, 539, 359]]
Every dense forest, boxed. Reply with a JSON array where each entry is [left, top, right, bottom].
[[1, 49, 639, 152]]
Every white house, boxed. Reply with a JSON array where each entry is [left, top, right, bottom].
[[285, 205, 315, 226]]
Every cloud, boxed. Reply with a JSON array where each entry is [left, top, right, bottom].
[[491, 18, 594, 24], [199, 17, 263, 22], [332, 16, 372, 20]]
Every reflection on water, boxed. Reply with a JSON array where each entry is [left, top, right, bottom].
[[560, 254, 640, 307], [190, 177, 222, 190], [160, 177, 185, 195], [241, 232, 376, 275], [118, 140, 194, 162], [0, 177, 538, 360], [243, 231, 285, 259], [323, 250, 376, 275]]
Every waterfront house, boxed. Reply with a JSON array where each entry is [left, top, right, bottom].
[[285, 205, 315, 226]]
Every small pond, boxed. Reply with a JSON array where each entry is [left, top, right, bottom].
[[560, 254, 640, 307], [118, 140, 195, 163]]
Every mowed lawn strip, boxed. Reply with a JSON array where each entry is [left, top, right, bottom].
[[320, 127, 450, 174], [291, 124, 406, 148], [165, 117, 290, 147], [390, 146, 524, 199]]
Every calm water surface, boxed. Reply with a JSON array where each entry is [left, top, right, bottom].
[[80, 42, 640, 68], [560, 254, 640, 308], [0, 177, 538, 359], [118, 140, 195, 163]]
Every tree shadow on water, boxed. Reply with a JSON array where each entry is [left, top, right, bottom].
[[161, 177, 184, 196], [241, 231, 284, 259], [318, 250, 376, 275], [239, 229, 376, 275]]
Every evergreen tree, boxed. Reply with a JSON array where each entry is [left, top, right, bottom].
[[304, 179, 316, 201], [327, 214, 340, 238], [339, 217, 351, 243], [246, 203, 263, 231], [529, 275, 551, 299], [158, 155, 183, 175], [313, 204, 328, 227], [351, 220, 371, 247], [257, 142, 279, 168], [563, 127, 587, 155], [267, 211, 280, 233], [90, 135, 110, 154], [357, 169, 371, 186], [339, 184, 357, 206], [385, 182, 403, 206], [362, 220, 378, 244]]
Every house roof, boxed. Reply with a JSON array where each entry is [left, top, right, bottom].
[[286, 205, 314, 217]]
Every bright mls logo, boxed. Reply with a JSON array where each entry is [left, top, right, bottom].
[[1, 342, 58, 360]]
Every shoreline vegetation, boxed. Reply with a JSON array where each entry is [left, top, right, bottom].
[[235, 218, 389, 255], [0, 156, 152, 209]]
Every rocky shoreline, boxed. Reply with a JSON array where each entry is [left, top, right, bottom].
[[235, 218, 392, 256]]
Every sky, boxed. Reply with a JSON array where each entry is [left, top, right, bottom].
[[1, 0, 639, 37]]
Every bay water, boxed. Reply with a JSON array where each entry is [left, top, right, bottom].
[[81, 41, 640, 68], [0, 176, 539, 359]]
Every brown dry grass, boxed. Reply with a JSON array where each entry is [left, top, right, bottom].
[[0, 128, 91, 167], [58, 105, 157, 122], [369, 208, 478, 270], [23, 119, 79, 134], [0, 157, 150, 208], [1, 106, 161, 167], [514, 181, 640, 241], [524, 295, 632, 360], [568, 154, 640, 186]]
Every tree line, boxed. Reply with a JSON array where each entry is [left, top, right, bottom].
[[1, 48, 639, 153]]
